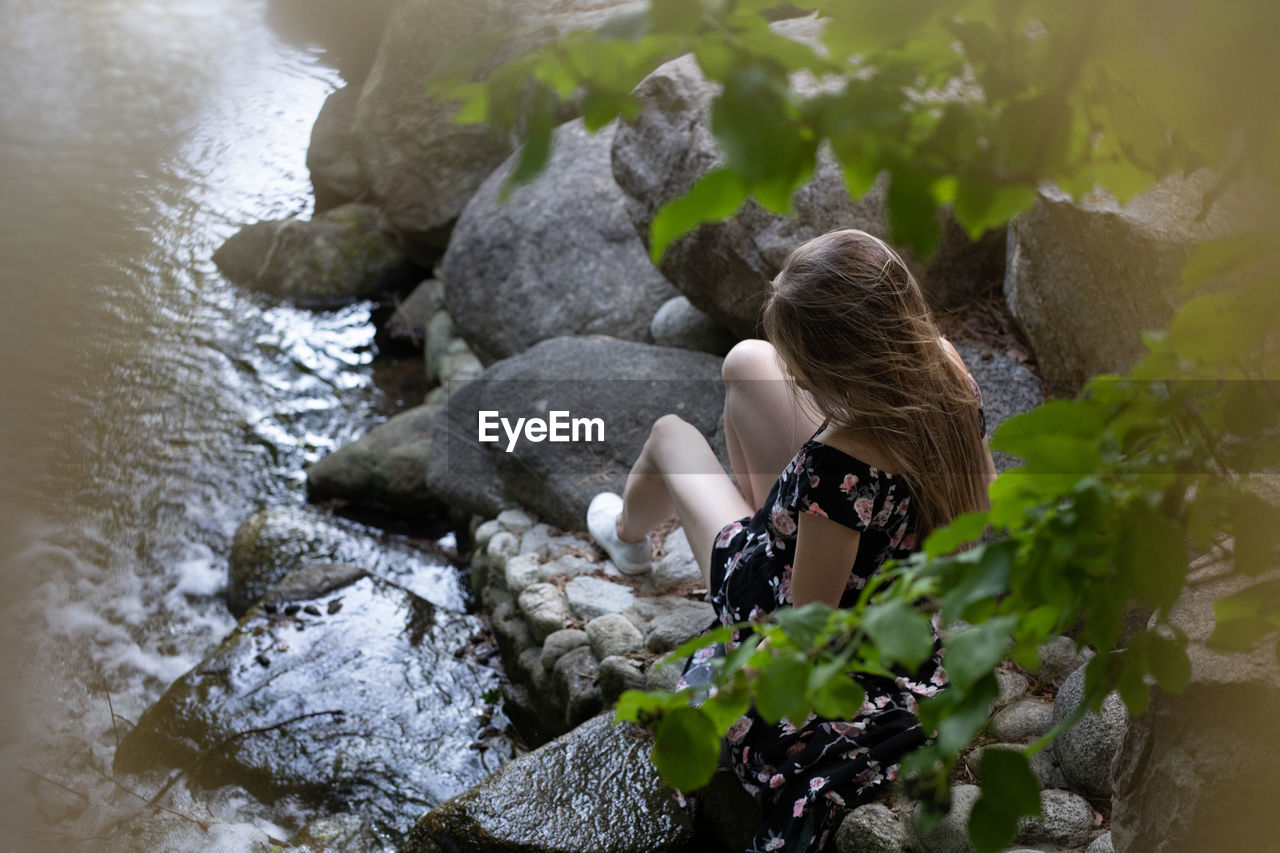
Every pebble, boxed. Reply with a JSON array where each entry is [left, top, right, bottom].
[[565, 575, 636, 620], [1013, 789, 1095, 848], [835, 803, 909, 853], [598, 655, 646, 703], [540, 628, 589, 671], [1053, 663, 1127, 797], [1086, 830, 1115, 853], [504, 553, 542, 594], [644, 601, 716, 653], [995, 669, 1030, 705], [912, 784, 980, 853], [486, 531, 520, 570], [1037, 635, 1092, 686], [989, 700, 1054, 742], [473, 519, 503, 552], [587, 613, 644, 660], [496, 508, 534, 533], [518, 583, 570, 642]]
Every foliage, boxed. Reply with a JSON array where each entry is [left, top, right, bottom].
[[435, 1, 1280, 850]]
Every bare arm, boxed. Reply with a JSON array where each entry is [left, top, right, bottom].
[[791, 511, 862, 608]]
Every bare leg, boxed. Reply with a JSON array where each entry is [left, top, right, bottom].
[[721, 339, 825, 510], [616, 414, 753, 585]]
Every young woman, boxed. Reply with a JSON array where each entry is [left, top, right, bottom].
[[587, 229, 996, 852]]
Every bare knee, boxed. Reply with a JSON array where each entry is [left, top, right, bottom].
[[722, 338, 781, 385], [649, 413, 692, 448]]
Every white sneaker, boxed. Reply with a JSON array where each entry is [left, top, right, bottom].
[[586, 492, 651, 576]]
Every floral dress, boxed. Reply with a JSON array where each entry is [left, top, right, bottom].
[[680, 378, 985, 853]]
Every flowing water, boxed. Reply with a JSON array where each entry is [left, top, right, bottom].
[[0, 1, 458, 848]]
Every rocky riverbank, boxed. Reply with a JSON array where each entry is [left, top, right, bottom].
[[113, 1, 1280, 850]]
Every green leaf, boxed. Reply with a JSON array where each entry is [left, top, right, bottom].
[[501, 84, 557, 195], [650, 0, 703, 33], [942, 615, 1018, 691], [924, 512, 989, 557], [1116, 499, 1188, 612], [863, 599, 935, 671], [665, 624, 736, 663], [886, 165, 943, 257], [650, 169, 748, 262], [701, 688, 751, 732], [1230, 491, 1280, 576], [652, 707, 721, 790], [969, 749, 1042, 853], [615, 689, 676, 722], [939, 540, 1015, 626], [1147, 635, 1191, 694], [756, 655, 811, 724], [810, 675, 866, 720], [774, 602, 835, 648]]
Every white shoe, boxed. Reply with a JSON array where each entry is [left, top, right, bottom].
[[587, 492, 651, 576]]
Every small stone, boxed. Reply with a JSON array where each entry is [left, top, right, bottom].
[[517, 646, 544, 687], [587, 613, 644, 660], [598, 655, 646, 704], [518, 524, 556, 558], [1053, 663, 1127, 797], [564, 576, 636, 621], [995, 669, 1030, 705], [650, 295, 737, 355], [912, 784, 980, 853], [552, 646, 603, 729], [1086, 830, 1115, 853], [518, 583, 570, 642], [541, 629, 590, 671], [646, 657, 685, 691], [835, 803, 909, 853], [989, 700, 1054, 742], [504, 553, 543, 594], [496, 508, 534, 533], [490, 600, 535, 661], [486, 531, 520, 571], [1013, 789, 1095, 848], [1037, 636, 1093, 686], [327, 599, 342, 615], [539, 554, 599, 582], [963, 743, 1064, 790], [647, 526, 703, 589], [645, 601, 716, 653]]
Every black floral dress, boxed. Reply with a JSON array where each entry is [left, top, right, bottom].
[[680, 378, 985, 852]]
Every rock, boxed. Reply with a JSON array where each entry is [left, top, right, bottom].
[[540, 628, 590, 671], [964, 743, 1065, 790], [352, 0, 642, 258], [700, 766, 762, 853], [384, 278, 444, 349], [442, 119, 677, 363], [598, 654, 646, 704], [1086, 830, 1115, 853], [518, 583, 570, 642], [989, 700, 1053, 742], [227, 505, 464, 616], [644, 600, 716, 653], [490, 599, 536, 663], [587, 612, 644, 659], [1052, 664, 1127, 797], [566, 575, 637, 621], [911, 783, 979, 853], [307, 84, 364, 209], [648, 526, 704, 589], [612, 33, 1005, 338], [835, 803, 909, 853], [485, 530, 520, 569], [995, 669, 1030, 705], [212, 203, 419, 306], [1013, 789, 1094, 848], [1111, 566, 1280, 852], [1036, 636, 1092, 687], [650, 295, 737, 355], [306, 399, 445, 515], [427, 336, 726, 530], [1004, 171, 1273, 382], [114, 567, 514, 838], [404, 713, 693, 852], [552, 646, 603, 729], [952, 343, 1044, 473], [472, 519, 503, 553], [503, 553, 542, 594], [646, 657, 685, 692], [496, 508, 535, 533]]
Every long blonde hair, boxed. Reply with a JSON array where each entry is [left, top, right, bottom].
[[762, 229, 989, 537]]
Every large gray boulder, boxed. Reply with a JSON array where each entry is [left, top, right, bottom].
[[441, 119, 678, 363], [1110, 563, 1280, 851], [404, 712, 694, 852], [351, 0, 641, 258], [306, 398, 445, 515], [307, 84, 364, 209], [1052, 664, 1127, 798], [114, 564, 514, 839], [611, 24, 1005, 338], [426, 336, 725, 530], [211, 203, 419, 306], [1004, 170, 1272, 382], [227, 505, 465, 616]]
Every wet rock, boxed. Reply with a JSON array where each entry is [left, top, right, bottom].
[[598, 655, 646, 704], [306, 398, 445, 515], [307, 84, 363, 210], [644, 600, 716, 653], [1052, 664, 1127, 797], [540, 628, 590, 671], [612, 28, 1005, 338], [518, 583, 570, 642], [284, 812, 388, 853], [700, 765, 762, 852], [989, 699, 1053, 742], [384, 278, 444, 349], [1111, 566, 1280, 852], [212, 203, 418, 306], [566, 575, 637, 621], [114, 567, 513, 838], [427, 336, 725, 531], [442, 120, 677, 363], [1004, 170, 1273, 382], [227, 505, 464, 617], [551, 646, 603, 729], [911, 783, 979, 853], [587, 612, 643, 659], [650, 295, 737, 355], [1013, 789, 1094, 848], [405, 713, 693, 852], [351, 0, 641, 259], [835, 803, 909, 853]]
